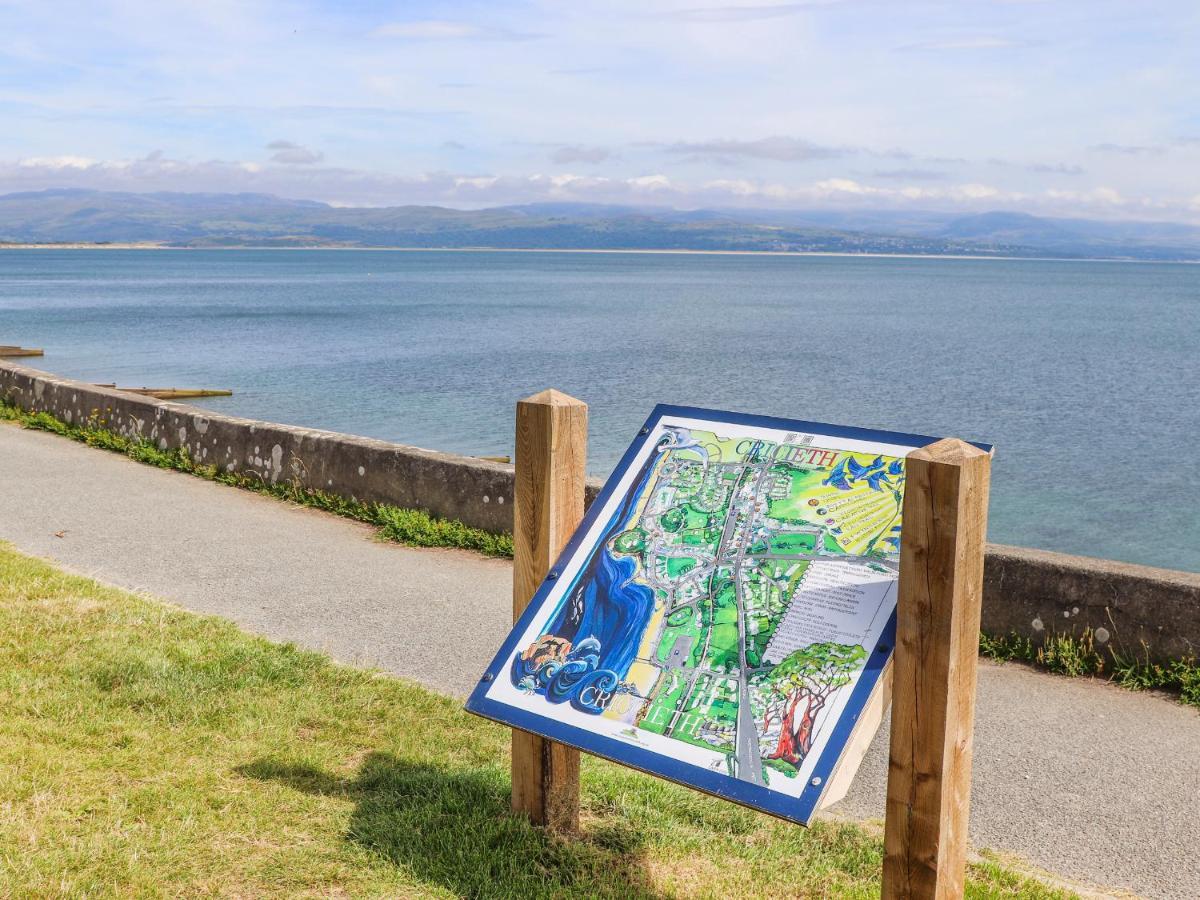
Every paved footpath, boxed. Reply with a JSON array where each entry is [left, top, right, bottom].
[[3, 422, 1198, 899]]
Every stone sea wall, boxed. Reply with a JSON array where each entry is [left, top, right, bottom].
[[0, 360, 519, 533], [3, 358, 1197, 664]]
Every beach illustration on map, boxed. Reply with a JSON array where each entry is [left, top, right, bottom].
[[508, 425, 904, 786]]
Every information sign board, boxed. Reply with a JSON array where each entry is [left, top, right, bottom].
[[467, 405, 979, 824]]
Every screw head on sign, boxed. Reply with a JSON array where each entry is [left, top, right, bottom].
[[548, 570, 559, 580], [640, 427, 650, 435], [810, 776, 822, 787], [482, 673, 494, 683]]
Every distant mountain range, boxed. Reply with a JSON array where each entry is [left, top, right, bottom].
[[2, 189, 1199, 260]]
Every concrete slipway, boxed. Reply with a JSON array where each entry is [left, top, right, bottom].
[[2, 422, 1197, 899]]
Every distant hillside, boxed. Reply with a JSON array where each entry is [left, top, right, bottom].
[[2, 189, 1199, 260]]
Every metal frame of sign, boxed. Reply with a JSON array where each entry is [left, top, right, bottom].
[[467, 404, 988, 825]]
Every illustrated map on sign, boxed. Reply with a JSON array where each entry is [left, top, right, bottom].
[[468, 406, 942, 824]]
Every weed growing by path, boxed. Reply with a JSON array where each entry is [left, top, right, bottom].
[[0, 398, 513, 559], [0, 543, 1076, 898], [980, 631, 1200, 708]]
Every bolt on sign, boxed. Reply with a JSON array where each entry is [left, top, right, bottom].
[[467, 405, 990, 825]]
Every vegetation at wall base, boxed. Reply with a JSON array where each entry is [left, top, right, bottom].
[[0, 398, 513, 559], [0, 543, 1075, 898], [979, 631, 1200, 709]]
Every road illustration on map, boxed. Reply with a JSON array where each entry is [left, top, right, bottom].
[[508, 424, 905, 787]]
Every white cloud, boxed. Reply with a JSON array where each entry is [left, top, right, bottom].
[[812, 177, 872, 195], [628, 174, 673, 191], [1045, 186, 1125, 206], [957, 183, 1000, 200], [18, 155, 98, 170]]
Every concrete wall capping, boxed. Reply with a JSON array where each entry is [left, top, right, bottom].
[[3, 359, 1197, 664]]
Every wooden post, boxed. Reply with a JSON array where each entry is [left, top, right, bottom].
[[883, 438, 992, 899], [510, 388, 586, 832]]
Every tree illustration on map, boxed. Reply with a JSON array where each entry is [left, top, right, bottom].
[[510, 426, 904, 786], [753, 642, 866, 776]]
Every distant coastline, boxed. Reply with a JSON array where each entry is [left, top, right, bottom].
[[2, 242, 1195, 264], [6, 190, 1200, 262]]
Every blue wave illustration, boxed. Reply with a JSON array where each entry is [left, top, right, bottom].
[[511, 436, 662, 713]]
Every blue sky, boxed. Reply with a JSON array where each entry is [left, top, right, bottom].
[[2, 0, 1198, 220]]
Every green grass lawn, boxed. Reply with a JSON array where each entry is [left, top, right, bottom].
[[0, 543, 1076, 899]]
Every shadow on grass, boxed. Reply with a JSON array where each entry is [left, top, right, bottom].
[[237, 752, 666, 899]]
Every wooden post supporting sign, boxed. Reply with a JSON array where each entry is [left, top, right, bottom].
[[883, 438, 992, 899], [510, 389, 587, 832]]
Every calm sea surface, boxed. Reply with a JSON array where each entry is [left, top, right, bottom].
[[2, 249, 1197, 572]]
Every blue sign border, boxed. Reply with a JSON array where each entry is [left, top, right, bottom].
[[466, 404, 989, 825]]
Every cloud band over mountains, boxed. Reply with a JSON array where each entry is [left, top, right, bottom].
[[5, 151, 1198, 221]]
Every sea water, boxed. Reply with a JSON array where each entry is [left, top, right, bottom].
[[2, 248, 1197, 572]]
